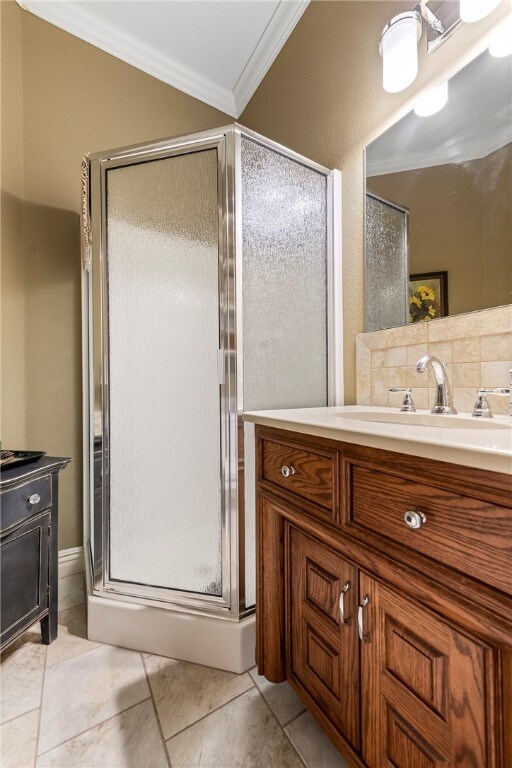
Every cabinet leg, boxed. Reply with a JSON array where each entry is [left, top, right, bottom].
[[40, 605, 57, 644]]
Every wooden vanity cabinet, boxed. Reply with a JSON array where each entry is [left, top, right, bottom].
[[288, 525, 360, 751], [255, 425, 512, 768], [360, 574, 494, 768]]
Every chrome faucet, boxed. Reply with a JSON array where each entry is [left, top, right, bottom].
[[416, 354, 457, 415]]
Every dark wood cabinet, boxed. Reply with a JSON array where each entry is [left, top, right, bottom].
[[254, 425, 512, 768], [360, 574, 495, 768], [288, 526, 360, 750], [1, 512, 51, 643], [351, 464, 512, 596], [0, 457, 70, 651], [261, 435, 339, 522]]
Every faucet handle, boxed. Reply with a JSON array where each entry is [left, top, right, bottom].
[[389, 387, 416, 413], [472, 388, 511, 419]]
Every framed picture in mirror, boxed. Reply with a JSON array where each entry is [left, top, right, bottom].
[[409, 271, 448, 324]]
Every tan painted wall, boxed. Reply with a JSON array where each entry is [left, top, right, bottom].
[[368, 142, 512, 316], [2, 0, 510, 549], [1, 1, 27, 447], [1, 2, 229, 549], [241, 0, 512, 402]]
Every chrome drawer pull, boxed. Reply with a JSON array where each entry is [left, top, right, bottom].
[[281, 465, 296, 478], [339, 582, 351, 626], [28, 493, 41, 505], [404, 511, 426, 530], [358, 595, 370, 642]]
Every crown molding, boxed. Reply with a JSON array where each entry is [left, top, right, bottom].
[[233, 0, 310, 116], [18, 0, 237, 116], [17, 0, 309, 119], [367, 130, 512, 177]]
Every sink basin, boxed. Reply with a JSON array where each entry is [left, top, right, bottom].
[[335, 410, 511, 430]]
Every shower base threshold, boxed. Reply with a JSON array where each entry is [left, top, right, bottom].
[[86, 593, 256, 673]]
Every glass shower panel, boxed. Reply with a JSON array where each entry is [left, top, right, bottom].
[[241, 137, 329, 608], [106, 150, 222, 595], [365, 193, 408, 331]]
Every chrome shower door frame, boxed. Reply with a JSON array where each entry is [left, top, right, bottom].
[[82, 123, 343, 620], [84, 128, 237, 617]]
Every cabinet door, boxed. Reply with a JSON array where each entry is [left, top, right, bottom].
[[0, 511, 50, 648], [289, 526, 360, 750], [360, 573, 496, 768]]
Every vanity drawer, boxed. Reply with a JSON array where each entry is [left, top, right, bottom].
[[351, 465, 512, 596], [0, 475, 52, 533], [261, 437, 337, 519]]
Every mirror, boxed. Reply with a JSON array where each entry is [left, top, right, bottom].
[[364, 46, 512, 332]]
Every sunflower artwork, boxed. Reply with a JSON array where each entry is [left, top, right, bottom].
[[408, 272, 448, 324]]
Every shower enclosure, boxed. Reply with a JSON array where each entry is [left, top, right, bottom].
[[82, 124, 342, 671]]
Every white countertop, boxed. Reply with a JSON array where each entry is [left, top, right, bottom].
[[243, 406, 512, 475]]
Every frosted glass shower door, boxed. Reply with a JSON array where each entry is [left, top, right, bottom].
[[106, 150, 222, 597], [240, 136, 330, 608]]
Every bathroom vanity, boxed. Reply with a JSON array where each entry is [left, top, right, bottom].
[[244, 407, 512, 768]]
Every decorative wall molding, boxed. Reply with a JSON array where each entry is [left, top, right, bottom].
[[366, 130, 512, 177], [17, 0, 309, 118], [58, 546, 84, 579], [233, 0, 309, 116]]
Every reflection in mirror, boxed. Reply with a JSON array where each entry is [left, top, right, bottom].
[[365, 194, 408, 331], [365, 46, 512, 332]]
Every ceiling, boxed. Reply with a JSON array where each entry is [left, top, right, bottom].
[[18, 0, 309, 117], [366, 47, 512, 177]]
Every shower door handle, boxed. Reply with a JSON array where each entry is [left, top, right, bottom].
[[217, 349, 226, 386]]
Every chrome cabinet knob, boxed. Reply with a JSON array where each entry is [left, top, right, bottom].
[[281, 465, 296, 478], [28, 493, 41, 505], [404, 510, 426, 529]]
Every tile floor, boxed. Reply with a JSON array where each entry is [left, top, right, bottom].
[[0, 574, 349, 768]]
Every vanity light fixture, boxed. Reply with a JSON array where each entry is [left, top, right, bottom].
[[380, 10, 423, 93], [423, 1, 461, 52], [380, 0, 506, 93], [488, 16, 512, 56], [414, 80, 449, 116], [379, 2, 458, 92], [459, 0, 502, 23]]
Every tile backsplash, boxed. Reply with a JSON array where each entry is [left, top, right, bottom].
[[356, 305, 512, 415]]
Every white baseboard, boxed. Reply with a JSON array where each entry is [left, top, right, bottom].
[[58, 546, 84, 578]]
